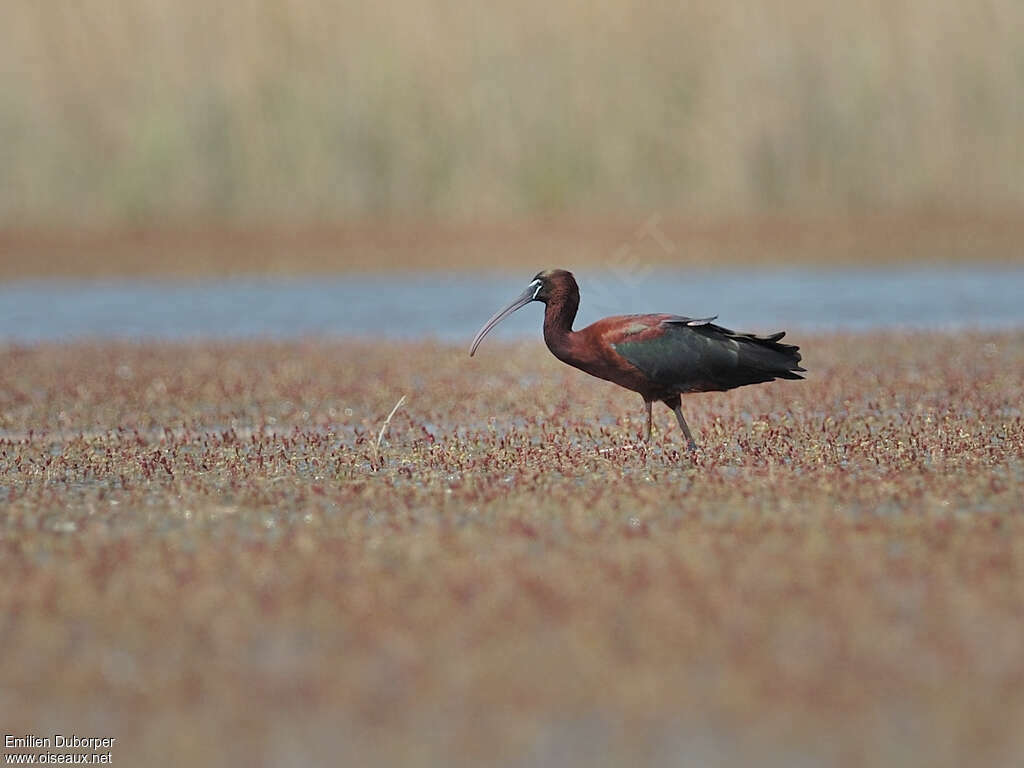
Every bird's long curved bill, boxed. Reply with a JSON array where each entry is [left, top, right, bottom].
[[468, 284, 537, 356]]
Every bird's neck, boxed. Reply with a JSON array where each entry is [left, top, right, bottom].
[[542, 292, 579, 360]]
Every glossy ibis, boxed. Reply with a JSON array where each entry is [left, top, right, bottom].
[[469, 269, 804, 450]]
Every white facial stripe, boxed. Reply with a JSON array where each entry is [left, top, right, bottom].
[[530, 279, 543, 299]]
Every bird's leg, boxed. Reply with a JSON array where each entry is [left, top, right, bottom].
[[643, 399, 653, 442], [669, 403, 698, 451]]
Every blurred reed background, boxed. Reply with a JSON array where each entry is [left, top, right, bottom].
[[2, 0, 1022, 270]]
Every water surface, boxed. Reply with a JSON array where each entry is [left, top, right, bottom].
[[2, 267, 1022, 343]]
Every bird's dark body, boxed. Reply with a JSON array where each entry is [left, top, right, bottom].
[[607, 315, 802, 399], [470, 269, 804, 450]]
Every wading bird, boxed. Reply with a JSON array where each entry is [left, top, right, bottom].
[[469, 269, 804, 450]]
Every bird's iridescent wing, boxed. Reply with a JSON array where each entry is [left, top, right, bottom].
[[613, 317, 804, 394]]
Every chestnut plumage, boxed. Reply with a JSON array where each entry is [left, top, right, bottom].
[[470, 269, 804, 450]]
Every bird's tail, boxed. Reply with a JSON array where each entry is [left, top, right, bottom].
[[732, 330, 805, 381]]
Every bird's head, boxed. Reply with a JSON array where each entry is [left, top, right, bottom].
[[528, 268, 576, 303], [468, 269, 577, 356]]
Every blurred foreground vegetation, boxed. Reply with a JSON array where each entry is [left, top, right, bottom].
[[2, 335, 1023, 765], [4, 0, 1024, 228]]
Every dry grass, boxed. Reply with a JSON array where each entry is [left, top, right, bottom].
[[2, 210, 1022, 279], [1, 334, 1023, 766], [4, 0, 1024, 226]]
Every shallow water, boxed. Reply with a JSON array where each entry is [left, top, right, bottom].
[[2, 267, 1022, 342]]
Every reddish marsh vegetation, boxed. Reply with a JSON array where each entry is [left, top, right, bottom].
[[1, 335, 1022, 766]]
